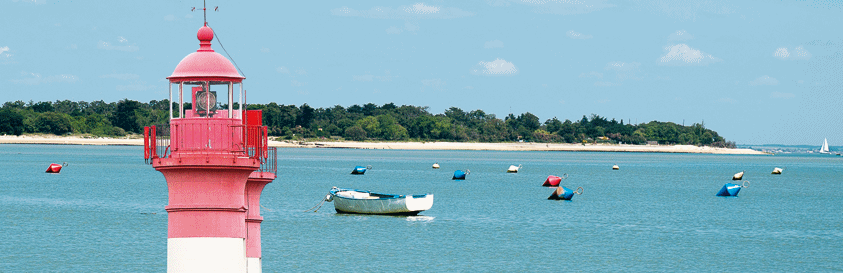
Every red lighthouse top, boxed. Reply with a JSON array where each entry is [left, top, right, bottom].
[[167, 23, 244, 82]]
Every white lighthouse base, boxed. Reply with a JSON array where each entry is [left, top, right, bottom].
[[168, 237, 246, 273], [247, 257, 262, 273]]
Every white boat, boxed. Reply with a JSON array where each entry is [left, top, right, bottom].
[[432, 163, 440, 169], [328, 187, 433, 215], [507, 164, 522, 173], [733, 171, 744, 180], [771, 167, 783, 175], [820, 138, 830, 154]]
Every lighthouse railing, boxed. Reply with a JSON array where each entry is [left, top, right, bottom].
[[144, 119, 268, 161]]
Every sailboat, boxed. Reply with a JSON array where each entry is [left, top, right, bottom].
[[820, 138, 830, 154]]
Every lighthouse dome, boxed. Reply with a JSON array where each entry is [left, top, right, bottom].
[[168, 24, 244, 82]]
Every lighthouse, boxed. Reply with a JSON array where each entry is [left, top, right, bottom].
[[144, 21, 277, 273]]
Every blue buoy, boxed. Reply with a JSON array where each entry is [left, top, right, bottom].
[[351, 165, 371, 175], [452, 169, 470, 180], [716, 181, 749, 197], [548, 186, 583, 200]]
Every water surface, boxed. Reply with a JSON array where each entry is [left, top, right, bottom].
[[1, 144, 840, 271]]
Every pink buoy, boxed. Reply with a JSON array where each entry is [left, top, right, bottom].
[[542, 173, 568, 187], [45, 162, 67, 173]]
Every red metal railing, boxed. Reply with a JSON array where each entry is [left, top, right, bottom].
[[143, 119, 270, 165]]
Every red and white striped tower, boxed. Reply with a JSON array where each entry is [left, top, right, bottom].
[[144, 20, 276, 273]]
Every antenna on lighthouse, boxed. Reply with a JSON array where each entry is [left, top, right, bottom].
[[192, 0, 218, 25]]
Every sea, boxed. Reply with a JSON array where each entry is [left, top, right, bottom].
[[1, 144, 841, 272]]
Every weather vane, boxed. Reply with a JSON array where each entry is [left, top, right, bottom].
[[191, 0, 218, 25]]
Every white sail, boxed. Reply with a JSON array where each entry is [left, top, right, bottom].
[[820, 138, 830, 153]]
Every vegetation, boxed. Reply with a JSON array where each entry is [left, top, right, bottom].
[[0, 100, 736, 148]]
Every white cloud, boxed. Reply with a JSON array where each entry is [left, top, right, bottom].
[[98, 37, 139, 52], [386, 26, 402, 35], [484, 40, 504, 48], [567, 30, 592, 39], [10, 71, 78, 85], [331, 4, 473, 19], [605, 61, 640, 71], [353, 75, 374, 82], [749, 75, 778, 86], [594, 81, 620, 87], [100, 73, 140, 80], [658, 44, 721, 66], [116, 82, 156, 91], [0, 46, 11, 64], [185, 14, 194, 19], [519, 0, 615, 15], [421, 78, 446, 91], [773, 46, 811, 60], [667, 30, 694, 41], [404, 21, 420, 32], [404, 3, 440, 14], [464, 86, 474, 89], [631, 0, 736, 21], [164, 14, 176, 21], [291, 80, 307, 87], [605, 62, 641, 81], [770, 92, 795, 99], [276, 67, 289, 74], [471, 58, 518, 76], [14, 0, 45, 4], [579, 71, 603, 78]]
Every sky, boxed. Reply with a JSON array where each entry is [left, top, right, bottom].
[[2, 0, 842, 145]]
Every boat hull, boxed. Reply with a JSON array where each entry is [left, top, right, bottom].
[[330, 188, 433, 215]]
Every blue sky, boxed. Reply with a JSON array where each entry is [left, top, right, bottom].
[[2, 0, 842, 145]]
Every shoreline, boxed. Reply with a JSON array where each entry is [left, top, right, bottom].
[[0, 135, 768, 155]]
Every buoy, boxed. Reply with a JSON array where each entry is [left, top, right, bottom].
[[351, 165, 371, 175], [716, 181, 749, 197], [548, 186, 583, 200], [452, 169, 470, 180], [771, 167, 783, 175], [612, 165, 619, 170], [432, 163, 440, 169], [45, 162, 67, 173], [506, 164, 522, 173], [732, 171, 744, 180], [542, 173, 568, 187]]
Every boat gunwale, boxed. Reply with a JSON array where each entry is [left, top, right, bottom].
[[330, 188, 431, 200]]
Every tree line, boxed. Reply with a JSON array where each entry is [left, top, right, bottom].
[[0, 99, 735, 148]]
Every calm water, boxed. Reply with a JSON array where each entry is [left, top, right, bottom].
[[1, 144, 841, 272]]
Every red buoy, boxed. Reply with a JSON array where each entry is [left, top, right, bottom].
[[542, 173, 567, 187], [45, 162, 67, 173]]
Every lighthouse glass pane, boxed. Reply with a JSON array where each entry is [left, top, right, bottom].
[[181, 81, 235, 118]]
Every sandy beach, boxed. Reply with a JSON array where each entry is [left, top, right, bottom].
[[0, 135, 767, 155]]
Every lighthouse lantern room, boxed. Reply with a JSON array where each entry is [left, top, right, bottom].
[[143, 20, 277, 273]]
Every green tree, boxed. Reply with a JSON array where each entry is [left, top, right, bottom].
[[34, 112, 72, 135], [0, 109, 25, 135], [344, 126, 367, 141]]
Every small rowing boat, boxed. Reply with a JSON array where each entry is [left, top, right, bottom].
[[328, 187, 433, 215]]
